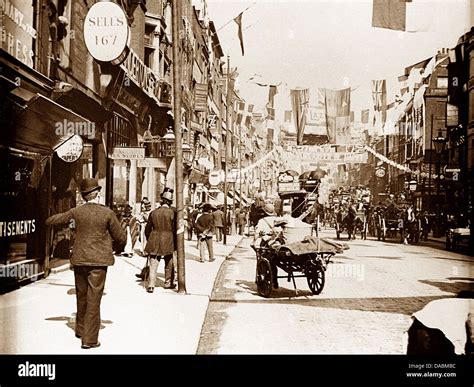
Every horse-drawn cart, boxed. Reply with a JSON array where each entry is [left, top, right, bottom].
[[252, 236, 348, 297]]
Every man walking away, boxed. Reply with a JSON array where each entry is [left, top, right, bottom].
[[144, 191, 177, 292], [194, 203, 215, 262], [45, 178, 126, 349], [213, 206, 224, 242]]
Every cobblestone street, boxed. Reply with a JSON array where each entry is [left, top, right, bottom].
[[198, 230, 473, 354]]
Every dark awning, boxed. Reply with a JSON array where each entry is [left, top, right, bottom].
[[189, 169, 208, 184], [55, 88, 113, 125], [6, 93, 92, 153]]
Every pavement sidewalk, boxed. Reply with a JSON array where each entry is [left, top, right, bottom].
[[0, 235, 243, 354]]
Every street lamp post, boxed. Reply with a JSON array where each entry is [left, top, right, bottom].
[[432, 131, 447, 238]]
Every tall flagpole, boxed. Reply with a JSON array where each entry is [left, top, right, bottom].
[[172, 0, 186, 293]]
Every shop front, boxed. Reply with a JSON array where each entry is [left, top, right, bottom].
[[0, 53, 97, 288], [102, 47, 173, 211]]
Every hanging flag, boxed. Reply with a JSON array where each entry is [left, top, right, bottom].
[[304, 105, 327, 143], [247, 104, 254, 113], [290, 88, 310, 145], [268, 85, 278, 106], [372, 0, 407, 31], [284, 110, 292, 122], [266, 107, 276, 120], [266, 85, 278, 119], [398, 74, 409, 96], [236, 112, 243, 126], [371, 80, 387, 132], [234, 12, 244, 56], [267, 129, 274, 149], [324, 88, 351, 145], [361, 109, 369, 124], [245, 115, 252, 127]]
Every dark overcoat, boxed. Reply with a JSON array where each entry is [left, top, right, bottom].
[[144, 205, 176, 256], [45, 203, 126, 266]]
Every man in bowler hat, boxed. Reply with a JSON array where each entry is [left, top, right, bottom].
[[194, 203, 215, 263], [144, 190, 177, 292], [45, 178, 126, 349]]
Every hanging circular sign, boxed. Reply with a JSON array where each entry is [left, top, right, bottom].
[[83, 2, 129, 63], [56, 135, 84, 163], [209, 171, 221, 186], [375, 167, 386, 178]]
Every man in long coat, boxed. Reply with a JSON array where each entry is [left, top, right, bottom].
[[45, 178, 126, 349], [144, 190, 176, 292]]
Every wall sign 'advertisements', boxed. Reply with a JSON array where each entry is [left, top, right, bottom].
[[55, 135, 84, 163], [83, 1, 129, 63], [1, 0, 37, 67], [0, 219, 36, 237]]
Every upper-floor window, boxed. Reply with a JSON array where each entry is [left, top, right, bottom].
[[436, 77, 448, 88]]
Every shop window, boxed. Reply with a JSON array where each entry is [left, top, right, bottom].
[[436, 77, 448, 89], [0, 148, 49, 268], [144, 47, 154, 69], [105, 113, 132, 147]]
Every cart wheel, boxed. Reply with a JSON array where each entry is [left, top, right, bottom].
[[256, 258, 273, 297], [306, 263, 325, 295]]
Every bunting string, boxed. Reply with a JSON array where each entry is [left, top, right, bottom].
[[214, 1, 257, 33], [363, 145, 445, 180]]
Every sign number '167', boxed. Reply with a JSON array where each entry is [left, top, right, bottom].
[[95, 35, 118, 46]]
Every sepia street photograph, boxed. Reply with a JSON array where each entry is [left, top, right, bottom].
[[0, 0, 473, 383]]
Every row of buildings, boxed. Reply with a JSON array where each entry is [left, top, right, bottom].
[[349, 29, 473, 239], [0, 0, 278, 288], [276, 28, 473, 242]]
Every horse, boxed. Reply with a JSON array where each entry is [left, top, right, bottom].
[[402, 206, 419, 244]]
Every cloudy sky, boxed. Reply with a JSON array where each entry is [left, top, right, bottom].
[[206, 0, 472, 120]]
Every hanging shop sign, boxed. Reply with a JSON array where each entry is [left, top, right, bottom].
[[109, 147, 145, 160], [137, 158, 167, 169], [1, 0, 37, 68], [208, 114, 217, 130], [194, 83, 208, 112], [83, 1, 129, 63], [121, 49, 156, 99], [208, 171, 221, 186], [375, 167, 386, 178], [55, 135, 84, 163]]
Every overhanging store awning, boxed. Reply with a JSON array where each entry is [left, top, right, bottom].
[[227, 190, 250, 206], [189, 169, 208, 184], [234, 190, 251, 206], [8, 93, 92, 153], [207, 189, 233, 207]]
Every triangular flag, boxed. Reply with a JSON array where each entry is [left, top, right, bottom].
[[268, 85, 278, 107], [234, 12, 244, 56]]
